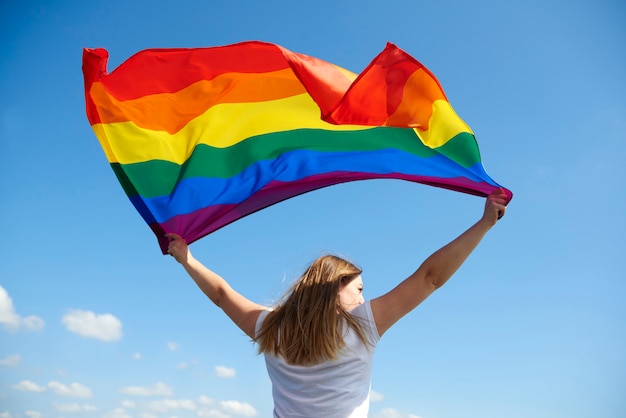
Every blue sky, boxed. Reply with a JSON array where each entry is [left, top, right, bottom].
[[1, 0, 624, 417]]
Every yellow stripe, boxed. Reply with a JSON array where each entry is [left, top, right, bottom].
[[92, 93, 372, 164], [415, 100, 474, 148]]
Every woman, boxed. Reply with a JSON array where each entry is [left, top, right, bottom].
[[166, 188, 508, 417]]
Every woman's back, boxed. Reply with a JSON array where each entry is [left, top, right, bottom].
[[256, 302, 380, 418]]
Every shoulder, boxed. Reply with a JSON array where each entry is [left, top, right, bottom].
[[351, 301, 373, 319], [254, 308, 273, 338], [352, 300, 376, 321], [350, 301, 380, 343]]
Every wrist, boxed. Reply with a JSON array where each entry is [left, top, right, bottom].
[[477, 216, 496, 230]]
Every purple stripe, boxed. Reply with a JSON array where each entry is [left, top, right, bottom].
[[152, 172, 507, 253]]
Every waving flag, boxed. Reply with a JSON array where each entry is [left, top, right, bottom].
[[83, 41, 512, 254]]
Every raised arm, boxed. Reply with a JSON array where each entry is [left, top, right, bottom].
[[370, 189, 508, 336], [166, 234, 265, 339]]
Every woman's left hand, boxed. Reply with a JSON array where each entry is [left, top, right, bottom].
[[165, 233, 189, 264]]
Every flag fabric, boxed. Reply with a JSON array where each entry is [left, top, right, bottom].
[[83, 41, 512, 254]]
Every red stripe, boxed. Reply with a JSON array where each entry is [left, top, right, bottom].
[[85, 41, 292, 100]]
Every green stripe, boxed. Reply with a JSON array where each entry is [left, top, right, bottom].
[[433, 132, 482, 168], [113, 127, 481, 198]]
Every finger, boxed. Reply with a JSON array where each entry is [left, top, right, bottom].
[[165, 233, 182, 241], [488, 191, 508, 203], [495, 204, 506, 219], [492, 198, 508, 206]]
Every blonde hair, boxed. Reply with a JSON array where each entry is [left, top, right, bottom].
[[255, 254, 371, 365]]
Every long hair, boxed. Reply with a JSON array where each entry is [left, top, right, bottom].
[[255, 254, 372, 365]]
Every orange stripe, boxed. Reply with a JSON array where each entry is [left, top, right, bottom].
[[90, 68, 307, 134], [385, 68, 447, 128]]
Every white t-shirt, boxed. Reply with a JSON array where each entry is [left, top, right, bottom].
[[255, 301, 380, 418]]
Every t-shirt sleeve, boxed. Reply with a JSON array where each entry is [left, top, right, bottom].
[[352, 301, 381, 345], [254, 308, 272, 339]]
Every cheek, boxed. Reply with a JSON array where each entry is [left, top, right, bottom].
[[339, 289, 358, 306]]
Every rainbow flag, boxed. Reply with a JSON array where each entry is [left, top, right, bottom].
[[83, 41, 512, 253]]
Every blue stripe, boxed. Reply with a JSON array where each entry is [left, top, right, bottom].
[[128, 148, 496, 224]]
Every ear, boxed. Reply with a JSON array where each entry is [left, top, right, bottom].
[[339, 276, 351, 289]]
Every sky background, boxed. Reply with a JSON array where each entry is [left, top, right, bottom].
[[1, 0, 624, 417]]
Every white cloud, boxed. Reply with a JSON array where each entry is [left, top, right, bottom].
[[0, 286, 44, 332], [177, 359, 198, 369], [370, 408, 423, 418], [0, 354, 21, 367], [0, 412, 11, 418], [24, 412, 42, 418], [215, 365, 236, 378], [52, 402, 97, 413], [121, 400, 136, 408], [102, 408, 131, 418], [146, 398, 196, 413], [167, 341, 180, 351], [21, 316, 45, 331], [370, 389, 384, 402], [197, 395, 214, 405], [119, 382, 173, 396], [197, 409, 229, 418], [220, 400, 257, 416], [62, 309, 122, 341], [12, 380, 45, 392], [196, 397, 231, 417], [48, 381, 93, 398], [133, 352, 142, 360]]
